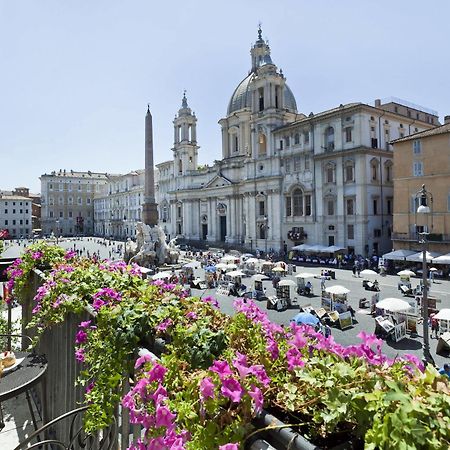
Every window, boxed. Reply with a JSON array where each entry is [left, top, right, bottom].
[[259, 201, 265, 216], [13, 209, 16, 214], [387, 198, 392, 215], [347, 224, 354, 240], [279, 140, 284, 150], [12, 220, 16, 225], [258, 134, 267, 156], [305, 195, 311, 216], [327, 200, 334, 215], [326, 164, 335, 183], [4, 209, 7, 214], [49, 211, 54, 218], [374, 229, 381, 237], [59, 211, 63, 218], [293, 156, 301, 172], [413, 140, 421, 154], [258, 87, 264, 111], [19, 219, 23, 225], [58, 197, 63, 205], [26, 219, 29, 225], [294, 133, 300, 145], [25, 209, 28, 214], [373, 199, 378, 215], [68, 183, 72, 192], [68, 197, 73, 205], [78, 197, 82, 205], [59, 183, 63, 191], [413, 161, 423, 177], [285, 136, 290, 148], [304, 155, 310, 170], [345, 163, 354, 182], [78, 183, 82, 192], [371, 138, 378, 149], [293, 189, 303, 216], [371, 160, 379, 181], [346, 198, 354, 215], [285, 159, 291, 173], [345, 127, 352, 143], [325, 127, 335, 150], [304, 132, 310, 145], [4, 220, 8, 225], [69, 211, 73, 218], [385, 162, 392, 182], [285, 196, 292, 217], [87, 198, 91, 205]]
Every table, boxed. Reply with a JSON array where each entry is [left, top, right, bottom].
[[0, 352, 48, 432]]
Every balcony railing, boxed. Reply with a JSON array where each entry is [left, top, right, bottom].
[[392, 232, 450, 243]]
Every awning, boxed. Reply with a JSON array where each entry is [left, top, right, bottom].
[[323, 245, 346, 253], [305, 244, 330, 253], [292, 244, 313, 251], [432, 253, 450, 265], [405, 251, 442, 263], [382, 249, 416, 260]]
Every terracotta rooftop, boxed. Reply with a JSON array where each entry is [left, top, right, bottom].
[[391, 122, 450, 143]]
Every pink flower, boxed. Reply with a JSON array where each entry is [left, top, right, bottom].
[[199, 377, 215, 401], [202, 296, 219, 308], [85, 381, 95, 394], [75, 329, 88, 344], [92, 298, 106, 310], [155, 405, 176, 428], [249, 365, 270, 386], [248, 385, 264, 414], [64, 250, 77, 259], [266, 338, 279, 359], [135, 353, 155, 369], [75, 348, 85, 362], [156, 318, 173, 332], [31, 251, 43, 260], [147, 363, 167, 383], [220, 378, 243, 403], [210, 360, 232, 379], [185, 311, 197, 320], [286, 347, 305, 371], [79, 320, 92, 328], [219, 444, 239, 450]]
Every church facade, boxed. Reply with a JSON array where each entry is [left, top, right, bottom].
[[155, 28, 437, 256]]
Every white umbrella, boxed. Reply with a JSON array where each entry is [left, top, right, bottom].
[[375, 297, 412, 312], [278, 279, 296, 287], [429, 267, 438, 272], [221, 255, 236, 263], [245, 258, 260, 264], [224, 263, 238, 270], [397, 270, 416, 277], [305, 244, 329, 253], [433, 309, 450, 320], [182, 261, 200, 269], [382, 249, 416, 261], [215, 263, 228, 270], [324, 245, 346, 253], [292, 244, 313, 251], [272, 266, 286, 272], [405, 251, 441, 263], [325, 285, 350, 295], [226, 270, 246, 277], [152, 271, 172, 280], [295, 272, 315, 279], [252, 274, 266, 281], [360, 269, 378, 277], [432, 253, 450, 265]]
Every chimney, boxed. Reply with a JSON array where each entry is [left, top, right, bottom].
[[374, 99, 381, 107], [444, 115, 450, 125]]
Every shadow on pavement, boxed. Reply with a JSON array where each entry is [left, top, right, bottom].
[[386, 338, 422, 351]]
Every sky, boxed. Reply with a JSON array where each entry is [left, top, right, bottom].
[[1, 0, 449, 194]]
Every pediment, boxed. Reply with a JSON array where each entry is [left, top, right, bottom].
[[204, 174, 233, 188]]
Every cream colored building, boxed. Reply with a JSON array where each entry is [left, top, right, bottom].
[[155, 28, 437, 256], [40, 170, 108, 236], [93, 170, 145, 239], [392, 120, 450, 253]]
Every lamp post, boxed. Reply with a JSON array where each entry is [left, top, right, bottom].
[[55, 219, 60, 245], [415, 184, 434, 366]]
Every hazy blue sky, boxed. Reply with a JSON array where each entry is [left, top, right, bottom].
[[1, 0, 449, 193]]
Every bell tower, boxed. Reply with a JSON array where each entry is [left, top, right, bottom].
[[172, 92, 199, 176]]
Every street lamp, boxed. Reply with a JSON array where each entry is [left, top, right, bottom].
[[55, 219, 60, 245], [415, 184, 434, 366]]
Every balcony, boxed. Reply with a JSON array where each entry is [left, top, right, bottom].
[[392, 232, 450, 243]]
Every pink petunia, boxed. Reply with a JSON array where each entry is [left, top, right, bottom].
[[210, 360, 233, 379], [248, 385, 264, 414], [155, 405, 176, 428], [219, 444, 239, 450], [220, 378, 243, 403], [199, 377, 215, 401]]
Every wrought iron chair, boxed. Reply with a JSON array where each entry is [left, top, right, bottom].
[[14, 405, 117, 450]]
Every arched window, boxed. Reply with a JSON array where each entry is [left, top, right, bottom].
[[293, 188, 304, 216], [370, 158, 379, 181], [325, 127, 335, 150], [178, 159, 183, 174], [259, 223, 266, 239], [294, 133, 300, 145], [258, 133, 267, 156], [325, 163, 336, 183], [344, 160, 355, 182], [384, 161, 393, 182]]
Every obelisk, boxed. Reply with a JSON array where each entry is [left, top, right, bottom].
[[142, 105, 159, 226]]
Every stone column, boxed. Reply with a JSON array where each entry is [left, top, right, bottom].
[[142, 106, 158, 226]]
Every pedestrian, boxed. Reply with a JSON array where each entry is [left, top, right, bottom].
[[438, 363, 450, 379], [431, 316, 440, 339], [320, 274, 326, 291], [324, 323, 331, 338]]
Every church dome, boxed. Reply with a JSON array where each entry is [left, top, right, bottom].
[[227, 73, 297, 115]]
